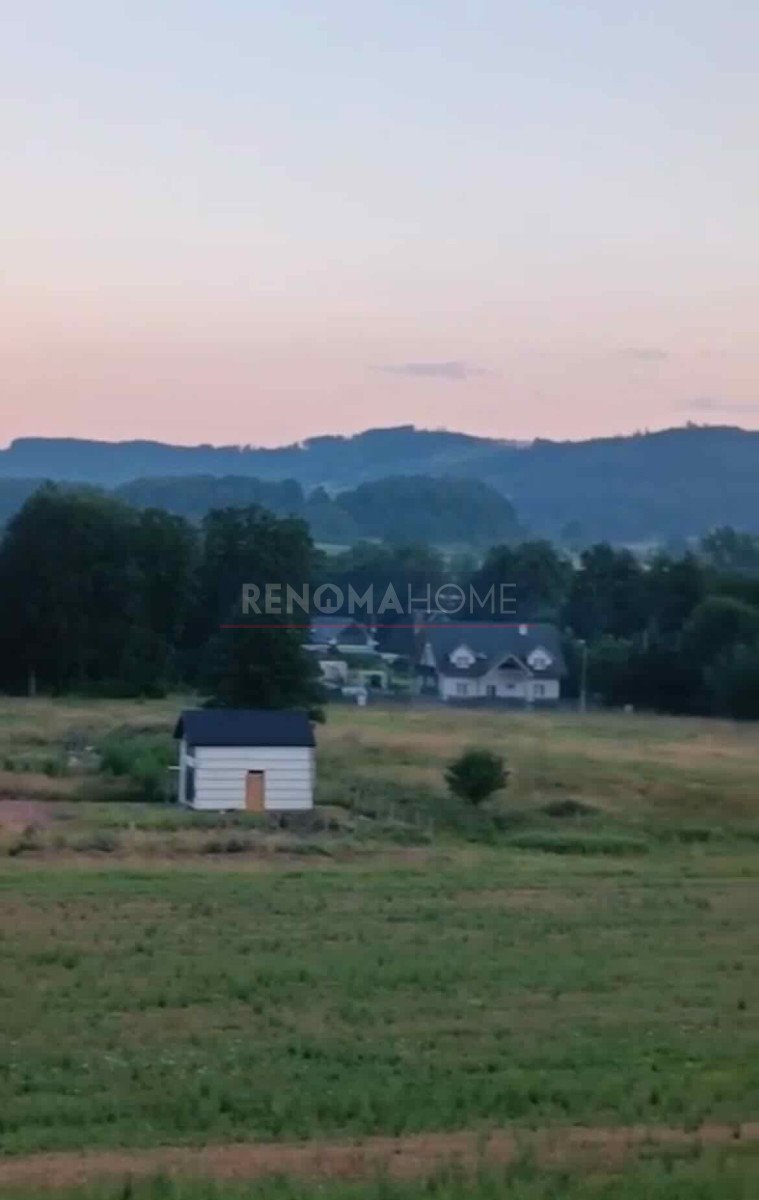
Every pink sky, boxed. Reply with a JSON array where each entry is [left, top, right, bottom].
[[2, 2, 757, 447]]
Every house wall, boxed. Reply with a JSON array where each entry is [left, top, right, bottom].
[[180, 744, 314, 811], [439, 671, 559, 704], [529, 678, 559, 703], [319, 659, 349, 685]]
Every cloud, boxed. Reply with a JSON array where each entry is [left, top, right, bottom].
[[617, 347, 670, 362], [377, 360, 489, 381], [685, 397, 759, 414]]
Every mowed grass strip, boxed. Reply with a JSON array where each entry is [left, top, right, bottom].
[[1, 851, 758, 1155]]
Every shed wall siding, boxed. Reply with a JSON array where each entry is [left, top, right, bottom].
[[189, 745, 314, 811], [178, 738, 196, 805]]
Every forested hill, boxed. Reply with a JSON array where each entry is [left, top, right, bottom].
[[0, 475, 522, 549], [0, 427, 499, 488], [117, 474, 522, 546], [2, 423, 759, 541]]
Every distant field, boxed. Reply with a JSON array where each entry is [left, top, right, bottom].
[[322, 703, 759, 828], [1, 697, 759, 854], [0, 697, 758, 1194]]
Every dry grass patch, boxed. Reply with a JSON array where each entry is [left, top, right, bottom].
[[322, 705, 759, 828]]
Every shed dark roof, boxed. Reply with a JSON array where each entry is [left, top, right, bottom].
[[174, 709, 315, 747]]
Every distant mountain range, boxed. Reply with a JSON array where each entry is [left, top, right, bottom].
[[0, 427, 500, 488], [1, 423, 759, 543]]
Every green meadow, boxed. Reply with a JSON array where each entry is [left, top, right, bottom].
[[0, 698, 758, 1194], [2, 847, 759, 1153]]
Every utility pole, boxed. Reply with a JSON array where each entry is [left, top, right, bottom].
[[579, 639, 588, 714]]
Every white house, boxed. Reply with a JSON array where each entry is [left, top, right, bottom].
[[419, 622, 566, 705], [174, 709, 315, 812]]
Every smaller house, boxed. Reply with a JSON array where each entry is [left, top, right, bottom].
[[317, 649, 390, 694], [174, 709, 315, 812], [308, 617, 391, 697], [419, 622, 566, 705], [307, 617, 377, 655]]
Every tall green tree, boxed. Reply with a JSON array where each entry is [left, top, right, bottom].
[[0, 486, 140, 692], [564, 544, 647, 639], [198, 505, 323, 712], [645, 552, 705, 640], [134, 508, 198, 648], [700, 527, 759, 577], [681, 596, 759, 668], [469, 541, 570, 621], [129, 508, 199, 690], [189, 506, 315, 650], [706, 643, 759, 719], [204, 620, 323, 712]]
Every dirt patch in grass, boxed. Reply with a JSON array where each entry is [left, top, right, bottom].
[[1, 1122, 758, 1191], [0, 799, 55, 829], [0, 772, 81, 801]]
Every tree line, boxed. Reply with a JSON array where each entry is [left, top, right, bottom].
[[0, 473, 522, 549], [0, 486, 322, 709], [2, 485, 759, 718]]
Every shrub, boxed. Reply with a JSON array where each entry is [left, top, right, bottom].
[[445, 747, 508, 806], [43, 755, 68, 777], [97, 732, 174, 802], [130, 751, 169, 803], [507, 830, 648, 856], [542, 798, 596, 819], [6, 824, 41, 856], [201, 835, 254, 854], [72, 831, 120, 853]]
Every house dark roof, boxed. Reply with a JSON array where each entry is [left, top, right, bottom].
[[423, 622, 566, 679], [377, 611, 456, 659], [174, 709, 315, 747], [308, 617, 374, 649]]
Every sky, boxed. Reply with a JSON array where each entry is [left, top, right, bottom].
[[2, 1, 757, 447]]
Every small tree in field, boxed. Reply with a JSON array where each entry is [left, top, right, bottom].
[[445, 747, 508, 806]]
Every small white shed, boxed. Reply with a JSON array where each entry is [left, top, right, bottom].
[[174, 709, 315, 812]]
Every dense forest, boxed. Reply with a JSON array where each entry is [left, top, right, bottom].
[[3, 423, 759, 541], [0, 475, 522, 549], [2, 485, 759, 717]]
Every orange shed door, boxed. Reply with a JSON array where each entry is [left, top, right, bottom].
[[245, 770, 265, 812]]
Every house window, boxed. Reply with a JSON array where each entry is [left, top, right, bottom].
[[184, 765, 195, 803], [456, 682, 469, 697], [486, 684, 496, 698], [533, 683, 546, 698]]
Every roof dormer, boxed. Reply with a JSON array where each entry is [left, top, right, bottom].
[[448, 643, 477, 669], [527, 646, 553, 671]]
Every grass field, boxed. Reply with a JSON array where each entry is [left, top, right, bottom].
[[2, 697, 759, 855], [0, 698, 758, 1194]]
